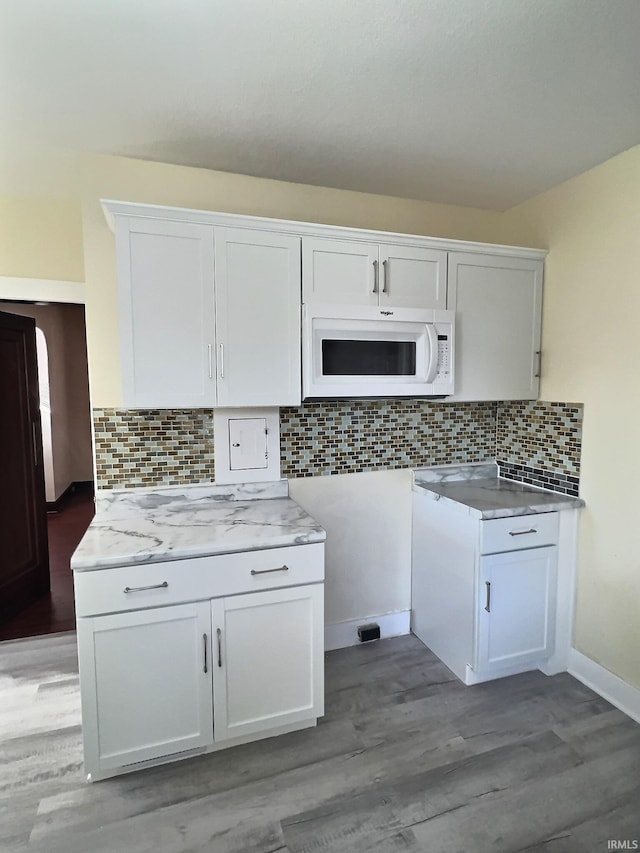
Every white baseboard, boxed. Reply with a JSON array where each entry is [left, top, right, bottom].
[[568, 648, 640, 725], [325, 610, 410, 652]]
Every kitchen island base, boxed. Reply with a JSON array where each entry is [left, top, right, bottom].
[[71, 487, 326, 782]]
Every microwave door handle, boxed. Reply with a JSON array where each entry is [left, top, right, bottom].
[[424, 324, 439, 384]]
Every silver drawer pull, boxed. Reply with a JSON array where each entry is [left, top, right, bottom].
[[217, 628, 222, 668], [250, 564, 289, 576], [508, 529, 537, 537], [485, 581, 491, 613], [123, 581, 169, 594]]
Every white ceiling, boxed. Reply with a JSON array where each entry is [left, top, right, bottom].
[[2, 0, 640, 210]]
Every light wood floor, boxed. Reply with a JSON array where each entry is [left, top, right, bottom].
[[1, 632, 639, 852]]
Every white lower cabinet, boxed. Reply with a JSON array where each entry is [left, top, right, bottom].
[[477, 546, 557, 672], [212, 585, 324, 741], [77, 602, 214, 773], [75, 544, 325, 780], [411, 489, 559, 685]]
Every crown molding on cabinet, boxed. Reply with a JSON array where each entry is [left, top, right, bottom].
[[101, 200, 547, 261]]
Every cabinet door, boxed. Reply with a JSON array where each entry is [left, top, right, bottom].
[[447, 252, 543, 401], [477, 546, 557, 673], [77, 602, 213, 774], [379, 245, 447, 309], [302, 237, 379, 305], [214, 228, 301, 406], [115, 216, 216, 408], [211, 584, 324, 742]]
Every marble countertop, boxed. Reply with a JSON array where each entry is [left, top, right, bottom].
[[71, 481, 326, 572], [413, 463, 585, 519]]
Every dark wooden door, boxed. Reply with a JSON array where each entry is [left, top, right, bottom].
[[0, 311, 50, 624]]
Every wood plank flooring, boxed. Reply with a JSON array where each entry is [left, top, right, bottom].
[[0, 489, 94, 641], [1, 632, 639, 852]]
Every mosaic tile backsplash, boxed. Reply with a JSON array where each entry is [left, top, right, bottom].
[[279, 400, 496, 477], [93, 399, 582, 493], [94, 409, 214, 488], [496, 401, 583, 496]]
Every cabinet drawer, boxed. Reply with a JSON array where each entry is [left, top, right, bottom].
[[480, 513, 558, 555], [74, 543, 324, 617]]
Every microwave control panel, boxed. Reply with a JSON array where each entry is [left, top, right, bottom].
[[436, 334, 451, 378]]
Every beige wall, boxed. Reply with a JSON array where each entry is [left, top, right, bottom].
[[290, 470, 413, 625], [501, 144, 640, 690], [0, 196, 85, 282], [0, 301, 94, 498]]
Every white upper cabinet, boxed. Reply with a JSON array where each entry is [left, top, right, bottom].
[[115, 216, 216, 408], [302, 237, 446, 309], [302, 238, 379, 305], [106, 200, 546, 409], [214, 228, 301, 407], [447, 252, 543, 401], [378, 244, 447, 309], [111, 211, 301, 409]]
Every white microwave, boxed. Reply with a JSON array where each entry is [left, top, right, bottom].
[[302, 304, 455, 399]]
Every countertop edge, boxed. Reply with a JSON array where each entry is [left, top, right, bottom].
[[412, 479, 585, 519], [71, 530, 327, 572]]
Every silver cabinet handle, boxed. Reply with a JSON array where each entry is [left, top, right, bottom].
[[203, 633, 208, 674], [123, 581, 169, 594], [207, 344, 213, 379], [485, 581, 491, 613], [382, 258, 388, 293], [508, 528, 537, 537], [216, 627, 222, 668], [534, 350, 541, 378], [372, 259, 379, 293], [250, 564, 289, 576], [219, 343, 224, 378]]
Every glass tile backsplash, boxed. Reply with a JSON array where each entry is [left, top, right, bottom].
[[93, 399, 582, 492]]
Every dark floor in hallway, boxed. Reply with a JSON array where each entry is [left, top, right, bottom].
[[0, 488, 94, 641]]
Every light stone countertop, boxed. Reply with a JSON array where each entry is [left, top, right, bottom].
[[71, 481, 326, 571], [413, 463, 585, 519]]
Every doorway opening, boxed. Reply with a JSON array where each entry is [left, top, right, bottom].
[[36, 327, 56, 503], [0, 298, 95, 640]]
